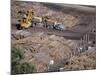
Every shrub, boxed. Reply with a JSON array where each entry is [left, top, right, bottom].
[[11, 47, 36, 75], [11, 47, 24, 62]]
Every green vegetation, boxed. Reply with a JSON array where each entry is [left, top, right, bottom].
[[11, 47, 24, 62], [12, 62, 36, 74], [11, 47, 36, 75]]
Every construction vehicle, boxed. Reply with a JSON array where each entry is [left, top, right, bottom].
[[17, 9, 34, 29], [42, 16, 66, 30]]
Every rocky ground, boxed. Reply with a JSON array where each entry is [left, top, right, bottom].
[[11, 0, 96, 74]]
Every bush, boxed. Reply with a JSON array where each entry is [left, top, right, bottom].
[[11, 47, 36, 75], [11, 47, 24, 62], [12, 62, 36, 74]]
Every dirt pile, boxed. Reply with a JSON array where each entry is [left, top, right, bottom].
[[12, 30, 73, 72], [63, 49, 96, 71]]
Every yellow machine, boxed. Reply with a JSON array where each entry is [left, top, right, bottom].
[[25, 9, 34, 21], [18, 17, 32, 28], [17, 9, 34, 29]]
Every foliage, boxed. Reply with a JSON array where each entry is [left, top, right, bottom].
[[11, 47, 36, 75], [11, 47, 24, 62]]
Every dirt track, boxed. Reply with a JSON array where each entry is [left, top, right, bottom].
[[12, 24, 95, 40]]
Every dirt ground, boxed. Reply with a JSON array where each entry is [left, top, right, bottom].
[[11, 0, 96, 74]]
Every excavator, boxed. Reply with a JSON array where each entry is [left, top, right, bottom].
[[16, 9, 34, 29]]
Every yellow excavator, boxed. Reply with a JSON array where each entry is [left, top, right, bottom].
[[17, 9, 34, 29]]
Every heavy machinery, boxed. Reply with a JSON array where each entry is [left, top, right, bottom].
[[17, 9, 34, 29], [16, 9, 66, 31], [42, 16, 66, 30]]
